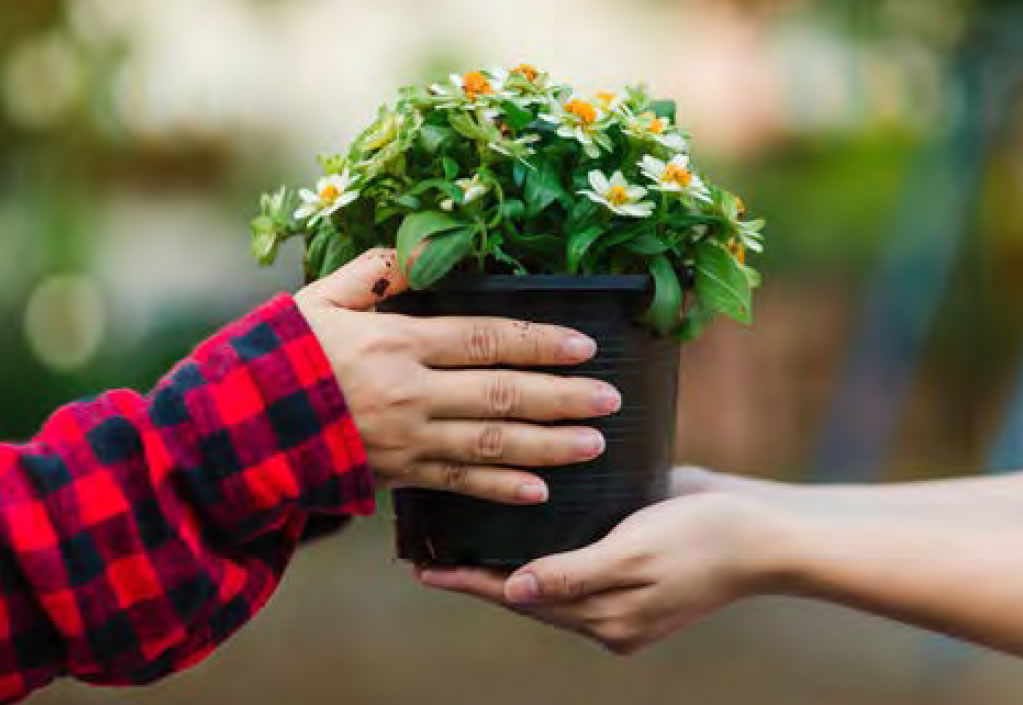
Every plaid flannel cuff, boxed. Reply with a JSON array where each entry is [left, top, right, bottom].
[[163, 293, 375, 532]]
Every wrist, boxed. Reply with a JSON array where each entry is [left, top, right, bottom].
[[718, 488, 816, 598]]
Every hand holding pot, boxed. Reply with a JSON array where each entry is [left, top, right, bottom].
[[296, 248, 620, 505], [421, 465, 1023, 658], [416, 466, 786, 654]]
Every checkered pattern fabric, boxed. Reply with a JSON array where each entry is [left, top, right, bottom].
[[0, 294, 373, 703]]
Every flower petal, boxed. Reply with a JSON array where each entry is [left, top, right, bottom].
[[621, 202, 654, 218], [589, 170, 609, 193], [640, 155, 664, 173], [338, 190, 360, 208], [294, 204, 318, 220]]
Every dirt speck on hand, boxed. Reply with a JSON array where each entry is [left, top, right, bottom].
[[372, 277, 391, 297]]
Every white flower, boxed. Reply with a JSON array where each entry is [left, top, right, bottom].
[[294, 168, 360, 225], [430, 70, 508, 108], [595, 91, 625, 113], [579, 170, 655, 218], [441, 173, 489, 211], [490, 64, 554, 106], [639, 154, 711, 201], [540, 97, 612, 158], [623, 110, 687, 151]]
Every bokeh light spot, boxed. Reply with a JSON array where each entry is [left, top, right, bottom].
[[24, 275, 106, 372]]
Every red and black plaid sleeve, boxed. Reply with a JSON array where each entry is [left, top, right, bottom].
[[0, 294, 374, 703]]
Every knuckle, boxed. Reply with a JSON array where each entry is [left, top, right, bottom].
[[546, 571, 585, 600], [475, 424, 506, 460], [360, 321, 416, 357], [486, 375, 521, 417], [439, 462, 470, 492], [370, 451, 413, 484], [464, 322, 501, 365], [596, 622, 640, 655]]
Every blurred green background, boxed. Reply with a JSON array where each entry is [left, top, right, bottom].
[[3, 0, 1023, 703]]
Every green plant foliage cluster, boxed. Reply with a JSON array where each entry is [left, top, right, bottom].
[[251, 65, 764, 338]]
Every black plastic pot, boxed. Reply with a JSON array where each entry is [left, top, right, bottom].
[[379, 275, 680, 569]]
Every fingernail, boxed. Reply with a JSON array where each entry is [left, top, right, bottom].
[[594, 385, 622, 414], [517, 483, 549, 503], [506, 573, 540, 603], [577, 430, 605, 458], [561, 335, 597, 361]]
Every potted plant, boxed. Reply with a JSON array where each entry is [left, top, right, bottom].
[[250, 65, 765, 568]]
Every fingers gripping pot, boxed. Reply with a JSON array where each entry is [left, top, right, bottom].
[[379, 275, 680, 568]]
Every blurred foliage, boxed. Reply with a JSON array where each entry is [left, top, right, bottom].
[[724, 129, 921, 274], [0, 0, 1021, 472]]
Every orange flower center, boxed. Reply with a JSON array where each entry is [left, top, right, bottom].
[[319, 184, 341, 202], [727, 239, 746, 265], [596, 92, 616, 109], [607, 186, 629, 205], [512, 64, 539, 82], [663, 164, 692, 187], [641, 112, 665, 134], [565, 99, 598, 125], [462, 72, 493, 98]]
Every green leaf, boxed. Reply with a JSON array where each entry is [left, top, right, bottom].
[[317, 153, 346, 175], [396, 210, 464, 273], [512, 161, 528, 187], [419, 124, 453, 153], [743, 265, 762, 289], [393, 194, 421, 210], [566, 225, 606, 274], [249, 215, 280, 266], [524, 159, 566, 215], [320, 233, 357, 279], [448, 111, 488, 141], [650, 99, 677, 123], [500, 199, 526, 220], [409, 226, 475, 289], [441, 157, 459, 181], [565, 198, 600, 232], [677, 298, 715, 342], [644, 255, 684, 335], [408, 178, 463, 202], [693, 240, 752, 324], [304, 222, 334, 282], [719, 191, 741, 221], [374, 207, 404, 225], [501, 100, 533, 130], [624, 231, 669, 256]]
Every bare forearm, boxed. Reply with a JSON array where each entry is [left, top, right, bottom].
[[763, 474, 1023, 653]]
